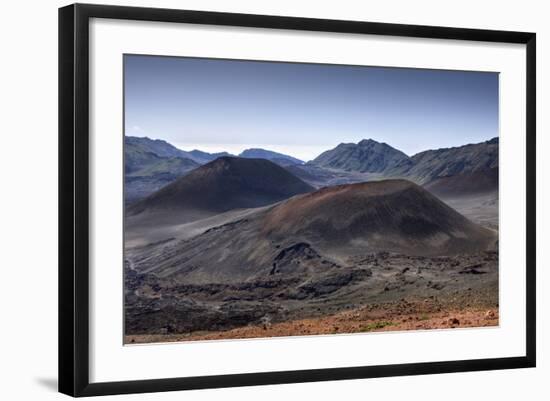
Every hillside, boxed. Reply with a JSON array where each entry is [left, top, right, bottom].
[[125, 136, 235, 164], [300, 137, 498, 197], [125, 136, 191, 161], [127, 179, 496, 283], [310, 139, 413, 173], [423, 168, 498, 198], [127, 157, 314, 218], [391, 137, 499, 185], [262, 179, 495, 255], [125, 137, 200, 203]]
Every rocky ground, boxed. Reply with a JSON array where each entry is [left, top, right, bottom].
[[124, 250, 498, 343], [126, 301, 498, 344]]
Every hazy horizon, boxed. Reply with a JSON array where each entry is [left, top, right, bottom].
[[125, 133, 498, 162], [125, 55, 499, 161]]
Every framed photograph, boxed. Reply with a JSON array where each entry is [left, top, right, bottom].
[[59, 3, 536, 397]]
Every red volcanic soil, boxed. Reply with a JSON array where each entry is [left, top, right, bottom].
[[262, 179, 496, 256], [263, 179, 414, 229], [125, 298, 498, 344]]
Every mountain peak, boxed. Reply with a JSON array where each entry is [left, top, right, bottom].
[[310, 139, 412, 173], [357, 138, 379, 145]]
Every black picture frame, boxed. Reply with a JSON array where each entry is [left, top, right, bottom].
[[59, 3, 536, 397]]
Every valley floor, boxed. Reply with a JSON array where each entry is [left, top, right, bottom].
[[440, 192, 499, 230]]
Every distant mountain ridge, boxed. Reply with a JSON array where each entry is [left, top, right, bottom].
[[305, 137, 498, 195], [125, 136, 236, 164], [310, 139, 412, 173], [125, 136, 191, 160], [125, 135, 499, 203], [239, 148, 304, 166], [187, 149, 234, 164], [125, 136, 311, 203], [125, 136, 200, 203], [394, 137, 499, 184], [125, 136, 302, 165]]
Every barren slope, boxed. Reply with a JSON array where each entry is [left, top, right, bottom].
[[126, 179, 496, 284], [127, 157, 314, 220]]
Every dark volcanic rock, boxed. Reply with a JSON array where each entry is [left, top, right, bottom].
[[124, 251, 499, 336]]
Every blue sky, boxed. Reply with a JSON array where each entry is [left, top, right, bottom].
[[124, 54, 499, 161]]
